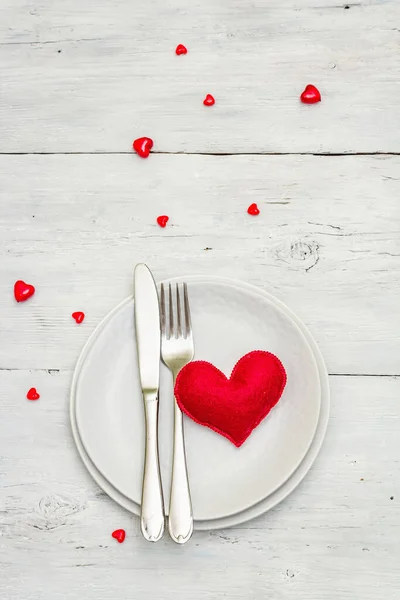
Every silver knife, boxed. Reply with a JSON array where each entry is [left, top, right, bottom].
[[134, 264, 165, 542]]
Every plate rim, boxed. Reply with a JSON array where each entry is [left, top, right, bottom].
[[70, 275, 330, 530]]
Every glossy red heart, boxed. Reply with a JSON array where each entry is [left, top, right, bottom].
[[247, 203, 260, 216], [175, 44, 187, 55], [175, 350, 287, 447], [300, 84, 321, 104], [157, 215, 169, 228], [132, 137, 153, 158], [203, 94, 215, 106], [14, 280, 35, 302], [112, 529, 126, 543], [72, 311, 85, 324], [27, 387, 40, 401]]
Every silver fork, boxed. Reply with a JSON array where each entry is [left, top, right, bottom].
[[160, 282, 194, 544]]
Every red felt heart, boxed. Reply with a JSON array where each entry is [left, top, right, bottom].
[[14, 280, 35, 302], [132, 137, 154, 158], [27, 387, 40, 401], [157, 215, 169, 228], [174, 350, 287, 447], [300, 84, 321, 104], [72, 311, 85, 324], [203, 94, 215, 106], [112, 529, 126, 543], [175, 44, 187, 55]]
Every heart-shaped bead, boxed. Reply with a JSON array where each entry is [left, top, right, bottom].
[[132, 137, 154, 158], [300, 84, 321, 104], [175, 44, 187, 55], [27, 387, 40, 401], [203, 94, 215, 106], [247, 203, 260, 216], [14, 280, 35, 302], [175, 351, 287, 447], [72, 311, 85, 324], [112, 529, 126, 543], [156, 215, 169, 228]]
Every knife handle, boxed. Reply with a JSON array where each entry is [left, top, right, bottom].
[[141, 395, 165, 542], [168, 393, 193, 544]]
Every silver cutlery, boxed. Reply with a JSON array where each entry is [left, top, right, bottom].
[[160, 282, 194, 544], [134, 264, 165, 542]]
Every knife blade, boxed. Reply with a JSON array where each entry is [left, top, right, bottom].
[[134, 263, 165, 542]]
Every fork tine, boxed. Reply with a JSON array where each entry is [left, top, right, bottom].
[[160, 283, 166, 337], [183, 283, 191, 338], [168, 283, 174, 339], [176, 283, 182, 338]]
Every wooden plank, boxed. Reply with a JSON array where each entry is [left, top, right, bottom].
[[1, 153, 399, 373], [1, 369, 399, 598], [0, 0, 399, 153]]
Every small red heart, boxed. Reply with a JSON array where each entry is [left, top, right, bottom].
[[175, 351, 287, 447], [132, 137, 154, 158], [112, 529, 126, 543], [14, 280, 35, 303], [27, 387, 40, 401], [157, 215, 169, 228], [300, 84, 321, 104], [72, 311, 85, 324], [203, 94, 215, 106], [247, 203, 260, 216], [175, 44, 187, 55]]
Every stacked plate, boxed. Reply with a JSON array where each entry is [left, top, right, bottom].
[[70, 276, 329, 530]]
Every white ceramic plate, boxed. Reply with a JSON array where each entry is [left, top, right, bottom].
[[73, 276, 322, 523]]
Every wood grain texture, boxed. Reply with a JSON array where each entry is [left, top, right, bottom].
[[0, 153, 399, 373], [1, 370, 399, 599], [0, 0, 399, 153]]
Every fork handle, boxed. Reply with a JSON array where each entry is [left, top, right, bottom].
[[168, 387, 193, 544], [141, 395, 165, 542]]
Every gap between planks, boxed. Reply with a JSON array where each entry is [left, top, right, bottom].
[[0, 368, 398, 378], [0, 152, 399, 157]]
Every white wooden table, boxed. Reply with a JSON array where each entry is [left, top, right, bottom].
[[1, 1, 399, 598]]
